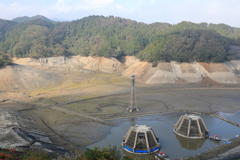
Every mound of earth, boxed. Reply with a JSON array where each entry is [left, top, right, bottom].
[[200, 76, 221, 87]]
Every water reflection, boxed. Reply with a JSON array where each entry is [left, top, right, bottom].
[[175, 135, 206, 150], [130, 117, 136, 126]]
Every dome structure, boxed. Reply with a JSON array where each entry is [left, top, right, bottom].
[[122, 125, 160, 154], [173, 114, 209, 139]]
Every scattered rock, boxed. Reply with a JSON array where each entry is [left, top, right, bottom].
[[0, 109, 38, 148]]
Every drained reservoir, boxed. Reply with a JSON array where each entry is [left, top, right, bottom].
[[87, 112, 240, 159]]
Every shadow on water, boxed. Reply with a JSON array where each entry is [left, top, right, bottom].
[[87, 112, 240, 159]]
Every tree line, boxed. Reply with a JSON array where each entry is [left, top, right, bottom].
[[1, 15, 240, 66], [0, 51, 12, 67]]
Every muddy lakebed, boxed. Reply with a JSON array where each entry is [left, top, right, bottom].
[[44, 88, 240, 159], [3, 88, 240, 159]]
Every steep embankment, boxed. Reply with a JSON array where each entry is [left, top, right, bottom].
[[122, 60, 240, 84], [1, 55, 240, 92], [123, 45, 240, 84], [16, 55, 240, 84]]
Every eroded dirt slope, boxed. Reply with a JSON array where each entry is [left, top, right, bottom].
[[0, 64, 63, 91], [2, 56, 240, 93], [14, 56, 126, 73]]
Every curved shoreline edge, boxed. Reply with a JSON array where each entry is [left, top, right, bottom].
[[175, 137, 240, 160]]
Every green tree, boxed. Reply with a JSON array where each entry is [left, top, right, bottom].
[[83, 146, 122, 160], [0, 52, 12, 66], [1, 15, 240, 62]]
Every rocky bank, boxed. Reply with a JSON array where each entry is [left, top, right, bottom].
[[0, 109, 37, 148]]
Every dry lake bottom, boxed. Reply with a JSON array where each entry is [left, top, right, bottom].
[[1, 84, 240, 158]]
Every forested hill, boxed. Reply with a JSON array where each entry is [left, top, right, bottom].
[[12, 15, 56, 24], [1, 15, 240, 65]]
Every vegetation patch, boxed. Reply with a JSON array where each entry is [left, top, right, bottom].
[[1, 16, 240, 65], [0, 52, 12, 67]]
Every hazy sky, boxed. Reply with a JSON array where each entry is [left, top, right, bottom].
[[1, 0, 240, 27]]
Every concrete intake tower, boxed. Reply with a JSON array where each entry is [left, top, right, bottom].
[[173, 114, 209, 139], [122, 125, 160, 154]]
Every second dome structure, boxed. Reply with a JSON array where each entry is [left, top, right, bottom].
[[173, 114, 209, 139]]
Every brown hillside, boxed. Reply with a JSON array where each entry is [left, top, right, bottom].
[[157, 62, 172, 72], [0, 64, 62, 91], [121, 61, 152, 78], [199, 62, 229, 73], [180, 63, 196, 73]]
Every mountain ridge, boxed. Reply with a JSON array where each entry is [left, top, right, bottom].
[[12, 15, 56, 24], [0, 15, 240, 65]]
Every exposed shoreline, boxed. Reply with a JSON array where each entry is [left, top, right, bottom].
[[1, 86, 240, 159], [177, 137, 240, 160]]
